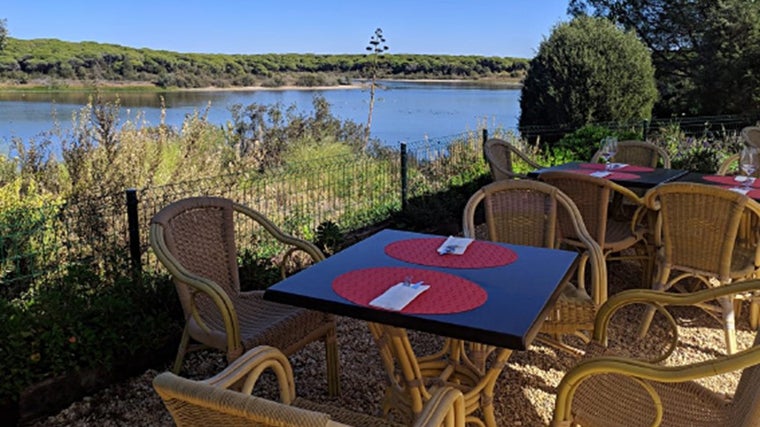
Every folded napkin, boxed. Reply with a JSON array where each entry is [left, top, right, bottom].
[[590, 171, 612, 178], [734, 176, 755, 185], [369, 282, 430, 311], [606, 163, 628, 170], [729, 187, 751, 195], [437, 236, 474, 255]]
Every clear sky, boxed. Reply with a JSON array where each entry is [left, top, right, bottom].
[[2, 0, 569, 58]]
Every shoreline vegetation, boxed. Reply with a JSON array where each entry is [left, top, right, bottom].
[[0, 37, 528, 93]]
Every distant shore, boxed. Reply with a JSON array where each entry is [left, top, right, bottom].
[[0, 77, 522, 92]]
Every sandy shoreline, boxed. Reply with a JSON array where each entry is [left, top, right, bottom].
[[0, 78, 522, 93]]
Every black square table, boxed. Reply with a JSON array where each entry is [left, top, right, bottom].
[[528, 161, 689, 189], [264, 228, 579, 351]]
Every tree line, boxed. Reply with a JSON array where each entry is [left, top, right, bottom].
[[0, 37, 528, 89]]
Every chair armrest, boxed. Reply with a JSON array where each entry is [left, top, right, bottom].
[[413, 387, 466, 427], [203, 345, 297, 404], [592, 279, 760, 352]]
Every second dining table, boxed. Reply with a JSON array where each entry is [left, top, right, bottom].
[[527, 161, 689, 189], [264, 228, 579, 426]]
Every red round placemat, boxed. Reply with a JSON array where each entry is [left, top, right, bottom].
[[579, 163, 654, 173], [332, 266, 487, 314], [384, 238, 517, 269], [702, 175, 760, 188]]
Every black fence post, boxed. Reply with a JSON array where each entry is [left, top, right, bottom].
[[642, 119, 650, 140], [482, 129, 489, 162], [126, 188, 142, 279], [400, 142, 408, 212]]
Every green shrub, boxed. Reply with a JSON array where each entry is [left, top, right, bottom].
[[553, 124, 641, 160], [519, 16, 658, 134]]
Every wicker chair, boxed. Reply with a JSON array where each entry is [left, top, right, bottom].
[[483, 137, 544, 180], [539, 171, 653, 287], [150, 196, 340, 395], [552, 279, 760, 427], [743, 126, 760, 149], [462, 180, 607, 351], [154, 345, 466, 427], [717, 153, 760, 328], [639, 183, 760, 354], [590, 140, 671, 168]]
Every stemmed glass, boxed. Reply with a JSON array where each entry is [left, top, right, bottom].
[[599, 136, 619, 170], [740, 145, 758, 190]]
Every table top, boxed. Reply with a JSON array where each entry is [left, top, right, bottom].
[[263, 229, 579, 350], [528, 161, 689, 188], [670, 172, 760, 201]]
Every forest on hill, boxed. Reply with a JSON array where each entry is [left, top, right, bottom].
[[0, 37, 529, 89]]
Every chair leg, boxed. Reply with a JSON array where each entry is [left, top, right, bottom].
[[751, 299, 760, 330], [719, 296, 737, 354], [325, 326, 341, 397], [172, 324, 192, 374]]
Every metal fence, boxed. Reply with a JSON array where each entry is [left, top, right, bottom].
[[1, 114, 756, 296]]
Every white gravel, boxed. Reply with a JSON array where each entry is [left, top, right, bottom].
[[27, 261, 756, 426]]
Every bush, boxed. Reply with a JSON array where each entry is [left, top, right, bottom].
[[519, 16, 658, 135], [0, 267, 181, 404], [553, 124, 641, 160]]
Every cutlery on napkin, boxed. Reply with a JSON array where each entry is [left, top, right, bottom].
[[734, 176, 756, 186], [369, 281, 429, 311], [590, 171, 612, 178], [437, 236, 474, 255], [606, 163, 628, 170], [729, 187, 751, 195]]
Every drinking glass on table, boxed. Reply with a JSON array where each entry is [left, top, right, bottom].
[[740, 145, 759, 189], [599, 136, 618, 170]]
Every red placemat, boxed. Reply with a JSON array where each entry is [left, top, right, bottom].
[[564, 165, 640, 181], [384, 238, 517, 269], [702, 175, 760, 188], [579, 163, 655, 173], [701, 175, 760, 198], [332, 266, 487, 314]]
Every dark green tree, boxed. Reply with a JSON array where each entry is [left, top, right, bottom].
[[364, 28, 389, 149], [568, 0, 760, 117], [519, 16, 657, 136]]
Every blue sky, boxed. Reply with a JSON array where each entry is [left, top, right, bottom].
[[2, 1, 569, 58]]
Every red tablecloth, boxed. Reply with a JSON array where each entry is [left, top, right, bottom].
[[384, 238, 517, 269], [332, 266, 487, 314], [561, 163, 650, 180]]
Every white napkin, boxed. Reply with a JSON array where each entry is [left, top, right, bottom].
[[436, 236, 474, 255], [590, 171, 612, 178], [734, 176, 755, 185], [369, 282, 430, 311], [729, 187, 751, 195], [607, 163, 628, 170]]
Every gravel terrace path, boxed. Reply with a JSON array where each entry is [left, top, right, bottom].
[[27, 261, 757, 426]]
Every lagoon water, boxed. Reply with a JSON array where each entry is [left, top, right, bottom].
[[0, 80, 521, 150]]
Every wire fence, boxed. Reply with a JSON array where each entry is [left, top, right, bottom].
[[1, 114, 756, 298]]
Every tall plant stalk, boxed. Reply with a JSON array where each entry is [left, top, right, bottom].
[[364, 28, 389, 149]]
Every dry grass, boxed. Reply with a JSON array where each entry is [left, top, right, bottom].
[[27, 260, 757, 426]]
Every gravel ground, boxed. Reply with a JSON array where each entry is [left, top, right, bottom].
[[27, 261, 757, 426]]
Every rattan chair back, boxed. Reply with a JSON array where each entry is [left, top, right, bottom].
[[483, 138, 543, 180], [552, 279, 760, 427], [150, 197, 339, 395], [462, 180, 607, 351], [590, 139, 671, 168], [154, 345, 466, 427], [742, 126, 760, 150]]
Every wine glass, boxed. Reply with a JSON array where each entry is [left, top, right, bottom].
[[599, 137, 619, 170], [740, 146, 758, 189]]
